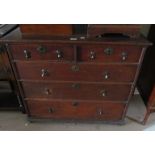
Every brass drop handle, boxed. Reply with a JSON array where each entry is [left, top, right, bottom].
[[97, 108, 104, 115], [104, 71, 110, 80], [56, 50, 63, 59], [71, 65, 80, 72], [97, 108, 109, 116], [24, 50, 31, 59], [72, 101, 79, 107], [122, 52, 128, 61], [48, 107, 54, 113], [41, 69, 49, 77], [100, 89, 107, 97], [37, 45, 46, 54], [44, 88, 52, 95], [104, 47, 114, 55], [90, 51, 96, 60]]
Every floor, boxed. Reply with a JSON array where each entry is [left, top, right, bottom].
[[0, 95, 155, 131]]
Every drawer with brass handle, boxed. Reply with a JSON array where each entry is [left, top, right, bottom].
[[26, 99, 125, 121], [78, 45, 142, 63], [22, 81, 131, 101], [15, 62, 137, 82], [9, 43, 74, 61]]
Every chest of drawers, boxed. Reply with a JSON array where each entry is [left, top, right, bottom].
[[0, 28, 151, 124]]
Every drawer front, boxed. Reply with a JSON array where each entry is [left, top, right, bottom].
[[26, 100, 125, 121], [78, 45, 142, 63], [9, 44, 74, 61], [15, 62, 137, 82], [22, 82, 131, 101]]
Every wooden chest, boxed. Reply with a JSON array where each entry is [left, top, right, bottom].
[[0, 27, 151, 124]]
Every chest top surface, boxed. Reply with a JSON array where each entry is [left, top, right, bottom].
[[0, 28, 152, 47]]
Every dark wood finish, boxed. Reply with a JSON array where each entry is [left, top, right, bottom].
[[9, 43, 74, 61], [9, 43, 142, 63], [0, 25, 151, 124], [22, 81, 131, 101], [26, 100, 125, 121], [20, 24, 73, 36], [78, 45, 142, 63], [15, 62, 138, 83], [87, 24, 141, 38]]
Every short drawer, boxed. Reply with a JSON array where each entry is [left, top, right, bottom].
[[15, 62, 137, 83], [77, 45, 142, 63], [22, 82, 131, 101], [9, 43, 74, 61], [26, 100, 125, 121]]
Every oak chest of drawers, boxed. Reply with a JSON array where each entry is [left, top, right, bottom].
[[0, 27, 151, 124]]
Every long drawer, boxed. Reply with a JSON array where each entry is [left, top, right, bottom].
[[22, 82, 131, 101], [15, 62, 137, 82], [9, 43, 142, 63], [26, 100, 125, 121]]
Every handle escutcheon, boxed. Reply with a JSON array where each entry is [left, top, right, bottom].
[[72, 101, 79, 107], [24, 50, 31, 59], [104, 47, 114, 55], [71, 65, 80, 72], [37, 45, 47, 54]]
